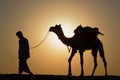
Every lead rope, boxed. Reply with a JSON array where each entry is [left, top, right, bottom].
[[67, 46, 71, 53], [30, 31, 50, 49]]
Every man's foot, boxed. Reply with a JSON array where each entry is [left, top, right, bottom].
[[18, 73, 22, 78], [29, 72, 33, 76]]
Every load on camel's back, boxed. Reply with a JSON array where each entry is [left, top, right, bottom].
[[74, 25, 104, 37]]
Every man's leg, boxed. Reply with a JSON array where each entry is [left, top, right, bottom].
[[23, 59, 33, 76], [19, 60, 24, 75]]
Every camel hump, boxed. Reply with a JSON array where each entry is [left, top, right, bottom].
[[74, 25, 103, 36]]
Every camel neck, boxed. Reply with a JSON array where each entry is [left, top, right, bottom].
[[57, 29, 71, 46]]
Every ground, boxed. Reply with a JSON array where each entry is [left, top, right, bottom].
[[0, 74, 120, 80]]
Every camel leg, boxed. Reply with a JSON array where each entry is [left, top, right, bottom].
[[79, 51, 84, 76], [68, 49, 76, 77], [99, 49, 107, 76], [101, 56, 107, 76], [99, 42, 107, 76], [91, 49, 98, 76]]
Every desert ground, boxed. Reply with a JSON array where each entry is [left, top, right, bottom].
[[0, 74, 120, 80]]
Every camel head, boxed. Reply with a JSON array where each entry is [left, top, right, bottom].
[[49, 24, 62, 35]]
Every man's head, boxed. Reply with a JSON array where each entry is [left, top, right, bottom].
[[16, 31, 23, 39]]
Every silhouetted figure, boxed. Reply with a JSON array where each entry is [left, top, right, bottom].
[[16, 31, 33, 76], [49, 24, 107, 77]]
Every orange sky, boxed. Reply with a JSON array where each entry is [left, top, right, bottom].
[[0, 0, 120, 76]]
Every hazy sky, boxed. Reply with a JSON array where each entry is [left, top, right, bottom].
[[0, 0, 120, 76]]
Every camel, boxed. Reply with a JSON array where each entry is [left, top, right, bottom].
[[49, 24, 107, 76]]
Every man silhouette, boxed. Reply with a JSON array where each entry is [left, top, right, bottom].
[[16, 31, 33, 76]]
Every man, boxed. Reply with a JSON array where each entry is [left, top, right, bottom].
[[16, 31, 33, 76]]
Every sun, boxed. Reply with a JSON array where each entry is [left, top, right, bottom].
[[62, 24, 74, 38]]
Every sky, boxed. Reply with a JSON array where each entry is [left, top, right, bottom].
[[0, 0, 120, 76]]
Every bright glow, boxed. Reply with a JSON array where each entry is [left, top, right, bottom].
[[62, 24, 74, 37], [48, 20, 75, 49]]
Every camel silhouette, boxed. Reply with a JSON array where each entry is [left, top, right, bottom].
[[49, 24, 107, 76]]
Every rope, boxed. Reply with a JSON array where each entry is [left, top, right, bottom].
[[67, 46, 71, 53], [30, 31, 50, 49], [30, 31, 72, 53]]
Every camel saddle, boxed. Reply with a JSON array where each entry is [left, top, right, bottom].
[[74, 25, 103, 36]]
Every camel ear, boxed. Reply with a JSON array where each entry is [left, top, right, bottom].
[[58, 24, 61, 28], [55, 24, 58, 27], [59, 24, 61, 26]]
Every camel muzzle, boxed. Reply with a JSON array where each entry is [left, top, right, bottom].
[[49, 27, 54, 32]]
